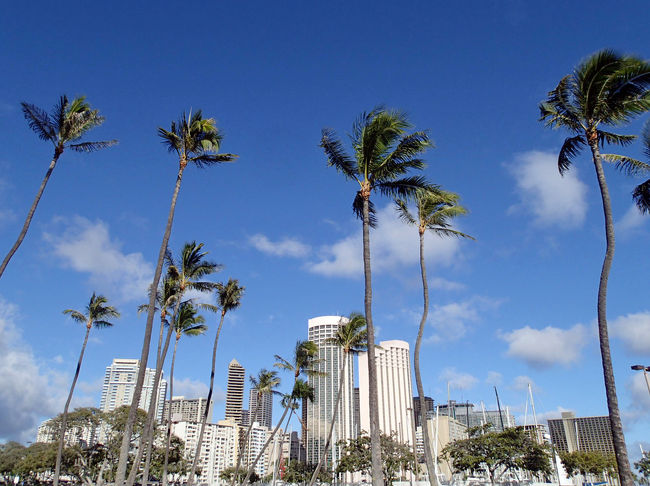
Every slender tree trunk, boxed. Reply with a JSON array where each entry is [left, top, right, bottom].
[[116, 161, 186, 486], [362, 195, 383, 485], [415, 231, 438, 486], [242, 404, 291, 486], [162, 336, 179, 486], [54, 323, 91, 486], [128, 320, 176, 486], [588, 138, 634, 486], [188, 310, 226, 486], [309, 354, 347, 486], [0, 149, 61, 279], [230, 394, 262, 486]]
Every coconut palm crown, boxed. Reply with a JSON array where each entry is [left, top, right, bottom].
[[633, 123, 650, 213]]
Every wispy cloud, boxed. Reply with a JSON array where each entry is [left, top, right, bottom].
[[617, 204, 647, 234], [44, 216, 153, 302], [486, 371, 503, 385], [173, 377, 225, 403], [500, 323, 588, 368], [438, 367, 478, 390], [249, 234, 311, 258], [610, 311, 650, 354], [507, 151, 588, 229], [426, 296, 503, 343]]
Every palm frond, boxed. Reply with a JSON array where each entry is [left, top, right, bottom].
[[642, 120, 650, 160], [68, 140, 118, 152], [62, 309, 87, 324], [601, 153, 650, 176], [376, 175, 429, 200], [190, 153, 238, 168], [379, 131, 432, 168], [93, 320, 115, 329], [352, 191, 377, 227], [321, 129, 358, 181], [21, 102, 56, 142], [597, 130, 636, 147], [558, 136, 585, 175], [632, 179, 650, 214], [394, 199, 417, 226], [52, 95, 69, 135], [539, 75, 582, 131], [157, 126, 182, 153]]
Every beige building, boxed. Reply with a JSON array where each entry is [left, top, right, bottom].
[[548, 411, 614, 454], [164, 396, 213, 423], [225, 359, 245, 425], [426, 414, 468, 480]]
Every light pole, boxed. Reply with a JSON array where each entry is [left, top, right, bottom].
[[631, 365, 650, 395]]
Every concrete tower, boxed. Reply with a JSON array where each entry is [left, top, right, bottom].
[[225, 359, 245, 425], [249, 387, 273, 429]]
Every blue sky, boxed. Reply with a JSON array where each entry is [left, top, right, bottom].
[[0, 0, 648, 460]]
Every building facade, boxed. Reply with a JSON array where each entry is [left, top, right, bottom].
[[164, 396, 213, 423], [249, 387, 273, 429], [225, 359, 245, 425], [99, 358, 167, 421], [548, 412, 614, 454], [413, 396, 434, 428], [305, 316, 356, 471]]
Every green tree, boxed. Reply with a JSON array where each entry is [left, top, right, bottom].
[[54, 294, 120, 486], [396, 187, 473, 485], [322, 108, 430, 484], [442, 426, 551, 485], [162, 302, 208, 485], [337, 432, 417, 486], [632, 123, 650, 213], [190, 278, 245, 486], [116, 111, 237, 486], [0, 441, 26, 484], [635, 452, 650, 485], [0, 95, 117, 280], [220, 466, 259, 484], [309, 313, 367, 486], [560, 451, 617, 483], [539, 50, 650, 486]]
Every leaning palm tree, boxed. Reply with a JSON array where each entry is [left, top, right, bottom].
[[132, 242, 220, 486], [632, 123, 650, 213], [54, 293, 120, 486], [116, 111, 236, 486], [230, 369, 281, 486], [309, 314, 367, 486], [188, 278, 245, 486], [161, 302, 208, 486], [539, 49, 650, 486], [321, 108, 431, 484], [395, 187, 473, 486], [0, 96, 116, 280]]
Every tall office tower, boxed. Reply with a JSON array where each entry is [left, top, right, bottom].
[[225, 359, 245, 425], [359, 340, 415, 447], [164, 396, 213, 423], [306, 316, 356, 471], [249, 387, 273, 429], [413, 396, 434, 428], [548, 412, 614, 454], [100, 358, 167, 421]]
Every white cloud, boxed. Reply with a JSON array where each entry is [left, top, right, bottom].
[[500, 324, 588, 368], [627, 373, 650, 408], [249, 234, 311, 258], [172, 377, 226, 403], [438, 367, 479, 390], [617, 204, 647, 234], [44, 216, 153, 302], [610, 312, 650, 354], [430, 277, 466, 291], [511, 375, 539, 392], [308, 204, 466, 278], [535, 406, 573, 424], [427, 296, 502, 342], [486, 371, 503, 385], [507, 151, 588, 229]]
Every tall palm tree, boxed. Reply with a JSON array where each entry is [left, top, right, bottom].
[[132, 242, 220, 486], [539, 49, 650, 486], [395, 187, 473, 486], [309, 314, 367, 486], [54, 293, 120, 486], [321, 108, 431, 484], [189, 278, 245, 486], [632, 123, 650, 213], [0, 96, 116, 280], [230, 369, 281, 486], [161, 302, 207, 486], [116, 111, 236, 486]]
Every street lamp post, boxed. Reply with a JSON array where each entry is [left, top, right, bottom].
[[630, 365, 650, 395]]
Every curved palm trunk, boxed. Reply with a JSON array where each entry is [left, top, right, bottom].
[[188, 310, 226, 486], [415, 231, 438, 486], [162, 336, 180, 486], [53, 323, 90, 486], [588, 140, 634, 486], [309, 354, 347, 486], [242, 404, 291, 486], [230, 394, 262, 486], [116, 161, 186, 486], [362, 196, 383, 486], [0, 150, 61, 279], [128, 320, 176, 486]]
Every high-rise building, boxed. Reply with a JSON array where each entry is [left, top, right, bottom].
[[225, 359, 245, 425], [99, 358, 167, 421], [438, 400, 515, 432], [164, 396, 213, 423], [249, 387, 273, 429], [305, 316, 356, 471], [359, 340, 415, 447], [413, 396, 434, 428], [548, 412, 614, 454]]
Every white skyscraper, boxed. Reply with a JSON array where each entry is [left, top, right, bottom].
[[99, 358, 167, 421], [358, 340, 415, 447], [306, 316, 356, 471]]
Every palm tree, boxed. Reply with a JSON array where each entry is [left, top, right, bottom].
[[188, 278, 245, 486], [132, 242, 220, 486], [116, 111, 236, 486], [0, 96, 116, 280], [632, 123, 650, 213], [539, 49, 650, 486], [161, 302, 208, 486], [230, 369, 281, 486], [321, 108, 431, 484], [54, 293, 120, 486], [395, 187, 473, 486], [309, 314, 367, 486]]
